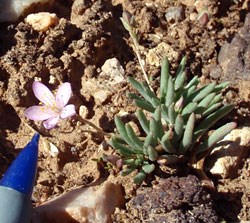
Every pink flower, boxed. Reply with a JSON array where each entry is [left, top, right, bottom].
[[25, 81, 76, 129]]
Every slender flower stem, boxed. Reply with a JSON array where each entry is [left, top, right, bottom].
[[75, 115, 110, 136], [132, 38, 152, 90]]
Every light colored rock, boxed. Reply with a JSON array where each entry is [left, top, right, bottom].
[[32, 182, 125, 223], [93, 89, 110, 104], [101, 58, 125, 85], [0, 0, 50, 22], [190, 12, 198, 21], [79, 105, 89, 119], [26, 12, 59, 32], [146, 42, 179, 67], [41, 139, 59, 157], [207, 127, 250, 178], [180, 0, 195, 7], [165, 6, 185, 23], [81, 78, 113, 105], [194, 0, 210, 13]]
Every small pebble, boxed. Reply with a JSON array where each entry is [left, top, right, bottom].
[[165, 6, 185, 23], [198, 11, 209, 26], [146, 42, 179, 67], [26, 12, 59, 32]]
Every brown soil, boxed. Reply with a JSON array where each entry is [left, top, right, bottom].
[[0, 0, 250, 222]]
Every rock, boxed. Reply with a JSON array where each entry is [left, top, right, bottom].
[[0, 0, 50, 22], [213, 13, 250, 80], [93, 89, 110, 104], [26, 12, 59, 32], [100, 58, 125, 86], [207, 127, 250, 178], [32, 182, 125, 223], [146, 42, 179, 67], [211, 13, 250, 101], [42, 140, 59, 157], [113, 175, 218, 223], [194, 0, 210, 13], [165, 6, 185, 23], [79, 105, 89, 119], [180, 0, 195, 7], [197, 11, 210, 26], [217, 13, 250, 81], [189, 12, 198, 21], [81, 58, 125, 105]]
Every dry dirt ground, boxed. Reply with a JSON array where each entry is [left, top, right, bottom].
[[0, 0, 250, 222]]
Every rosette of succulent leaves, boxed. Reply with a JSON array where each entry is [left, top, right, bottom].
[[110, 56, 236, 184]]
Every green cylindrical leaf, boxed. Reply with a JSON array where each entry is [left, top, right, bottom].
[[151, 98, 161, 107], [161, 130, 175, 153], [176, 56, 186, 77], [128, 77, 152, 104], [133, 170, 147, 184], [168, 103, 176, 124], [174, 114, 184, 140], [182, 102, 197, 118], [161, 104, 170, 123], [134, 158, 143, 166], [214, 81, 229, 92], [142, 164, 155, 174], [148, 146, 158, 161], [134, 99, 155, 113], [194, 104, 234, 140], [195, 122, 237, 154], [141, 82, 159, 107], [195, 92, 216, 114], [124, 158, 136, 164], [175, 71, 186, 91], [149, 117, 158, 137], [160, 57, 169, 99], [165, 76, 174, 106], [110, 138, 135, 155], [121, 167, 135, 176], [202, 102, 222, 117], [125, 123, 143, 149], [144, 132, 157, 148], [153, 107, 164, 138], [153, 106, 161, 121], [142, 82, 157, 99], [185, 76, 199, 89], [143, 146, 148, 155], [113, 136, 127, 145], [120, 17, 132, 32], [183, 85, 196, 101], [192, 83, 216, 102], [114, 116, 134, 147], [180, 113, 195, 154], [208, 93, 222, 106], [136, 109, 150, 134], [127, 92, 142, 101]]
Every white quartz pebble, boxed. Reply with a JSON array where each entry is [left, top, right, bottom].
[[0, 0, 49, 22]]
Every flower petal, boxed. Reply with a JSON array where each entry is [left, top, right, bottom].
[[32, 81, 56, 106], [24, 106, 57, 121], [43, 116, 59, 129], [60, 104, 76, 119], [56, 82, 72, 108]]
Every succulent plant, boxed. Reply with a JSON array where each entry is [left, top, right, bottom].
[[110, 57, 236, 184]]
